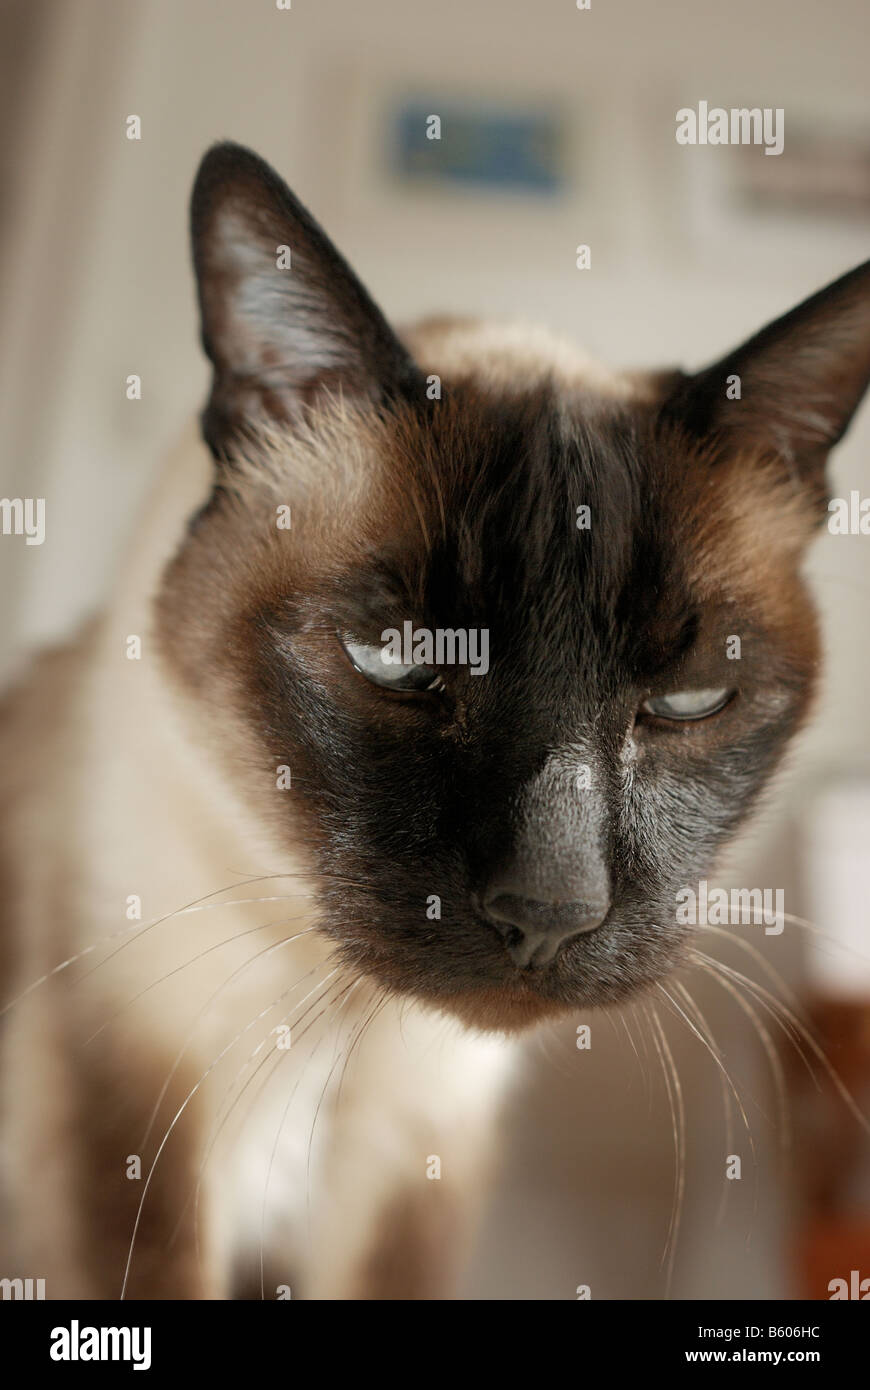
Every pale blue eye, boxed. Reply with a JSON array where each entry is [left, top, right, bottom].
[[339, 635, 443, 692], [642, 688, 731, 721]]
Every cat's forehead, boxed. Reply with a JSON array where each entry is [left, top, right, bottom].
[[396, 316, 677, 557], [229, 323, 813, 654], [381, 370, 674, 605], [276, 379, 699, 705]]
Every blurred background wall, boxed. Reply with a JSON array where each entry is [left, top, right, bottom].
[[2, 0, 870, 1298]]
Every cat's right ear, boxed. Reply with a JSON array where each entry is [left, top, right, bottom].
[[190, 142, 421, 458]]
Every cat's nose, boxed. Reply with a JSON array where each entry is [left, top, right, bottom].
[[482, 892, 608, 969]]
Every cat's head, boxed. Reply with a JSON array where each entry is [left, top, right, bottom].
[[157, 142, 870, 1031]]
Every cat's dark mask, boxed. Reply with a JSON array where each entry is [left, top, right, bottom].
[[157, 142, 870, 1032]]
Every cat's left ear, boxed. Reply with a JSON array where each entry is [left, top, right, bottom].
[[190, 142, 422, 457], [663, 258, 870, 494]]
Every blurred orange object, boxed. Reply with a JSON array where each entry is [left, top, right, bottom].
[[792, 999, 870, 1299]]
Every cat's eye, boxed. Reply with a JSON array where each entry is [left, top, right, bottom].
[[339, 635, 444, 693], [641, 687, 732, 722]]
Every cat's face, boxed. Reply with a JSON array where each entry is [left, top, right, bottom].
[[157, 144, 870, 1031]]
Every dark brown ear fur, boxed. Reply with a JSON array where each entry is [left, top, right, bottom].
[[190, 142, 422, 458], [663, 258, 870, 504]]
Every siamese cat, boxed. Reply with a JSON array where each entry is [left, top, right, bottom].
[[1, 142, 869, 1300]]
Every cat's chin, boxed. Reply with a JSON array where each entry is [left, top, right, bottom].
[[431, 983, 580, 1034]]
